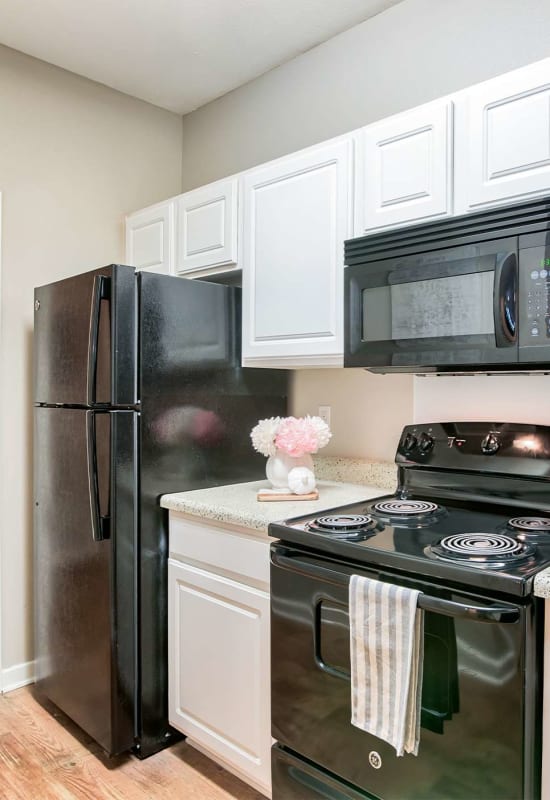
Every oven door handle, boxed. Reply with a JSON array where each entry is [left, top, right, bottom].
[[419, 594, 519, 623], [271, 551, 520, 624]]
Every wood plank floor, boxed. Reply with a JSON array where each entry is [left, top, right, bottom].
[[0, 686, 265, 800]]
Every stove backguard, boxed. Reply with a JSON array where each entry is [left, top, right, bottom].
[[396, 422, 550, 514]]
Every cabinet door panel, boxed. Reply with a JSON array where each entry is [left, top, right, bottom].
[[456, 59, 550, 212], [125, 201, 174, 274], [168, 560, 271, 795], [359, 100, 453, 232], [242, 138, 353, 366], [176, 178, 238, 275]]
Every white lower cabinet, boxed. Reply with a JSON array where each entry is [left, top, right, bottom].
[[168, 514, 272, 797]]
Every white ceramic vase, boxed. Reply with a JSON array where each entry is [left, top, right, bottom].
[[265, 450, 314, 490]]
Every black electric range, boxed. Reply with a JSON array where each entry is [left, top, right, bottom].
[[269, 422, 550, 800]]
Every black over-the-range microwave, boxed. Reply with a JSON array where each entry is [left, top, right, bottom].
[[344, 197, 550, 373]]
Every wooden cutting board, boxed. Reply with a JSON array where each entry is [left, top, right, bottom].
[[257, 489, 319, 502]]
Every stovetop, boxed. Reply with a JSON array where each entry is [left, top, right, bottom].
[[269, 422, 550, 596], [269, 494, 550, 597]]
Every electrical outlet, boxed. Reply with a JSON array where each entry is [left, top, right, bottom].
[[318, 405, 331, 428]]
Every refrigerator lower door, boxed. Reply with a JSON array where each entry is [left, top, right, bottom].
[[34, 407, 137, 755]]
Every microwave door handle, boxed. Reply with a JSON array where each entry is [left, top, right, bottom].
[[493, 252, 518, 347], [271, 550, 520, 624]]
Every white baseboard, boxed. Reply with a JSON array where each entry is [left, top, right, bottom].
[[1, 660, 36, 693]]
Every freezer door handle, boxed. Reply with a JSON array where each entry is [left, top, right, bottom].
[[86, 410, 110, 541], [87, 275, 110, 406]]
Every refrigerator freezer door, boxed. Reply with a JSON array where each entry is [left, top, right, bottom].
[[34, 406, 137, 755], [34, 264, 137, 406]]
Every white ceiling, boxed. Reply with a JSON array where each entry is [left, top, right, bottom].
[[0, 0, 403, 114]]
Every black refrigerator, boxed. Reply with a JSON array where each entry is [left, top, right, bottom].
[[33, 264, 287, 758]]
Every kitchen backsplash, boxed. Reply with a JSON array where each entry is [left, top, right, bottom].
[[314, 456, 396, 493], [291, 368, 413, 463], [414, 374, 550, 425]]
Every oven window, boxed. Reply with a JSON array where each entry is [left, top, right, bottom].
[[362, 271, 495, 342]]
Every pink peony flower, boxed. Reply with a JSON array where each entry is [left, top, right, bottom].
[[250, 415, 331, 458], [275, 417, 319, 458]]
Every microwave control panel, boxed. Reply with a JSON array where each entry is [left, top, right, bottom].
[[519, 246, 550, 359]]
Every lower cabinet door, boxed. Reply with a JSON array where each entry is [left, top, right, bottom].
[[168, 558, 271, 796]]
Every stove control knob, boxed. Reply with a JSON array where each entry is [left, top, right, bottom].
[[481, 433, 500, 455], [402, 433, 418, 452], [418, 433, 434, 453]]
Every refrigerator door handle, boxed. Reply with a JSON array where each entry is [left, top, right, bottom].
[[87, 275, 110, 406], [86, 410, 110, 541]]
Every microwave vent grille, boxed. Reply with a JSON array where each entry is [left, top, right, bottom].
[[345, 196, 550, 265]]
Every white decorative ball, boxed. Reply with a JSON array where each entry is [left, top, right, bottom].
[[287, 467, 316, 495]]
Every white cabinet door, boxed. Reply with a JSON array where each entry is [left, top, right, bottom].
[[168, 559, 271, 797], [357, 100, 453, 233], [455, 58, 550, 214], [242, 137, 354, 367], [175, 178, 239, 277], [125, 201, 174, 274]]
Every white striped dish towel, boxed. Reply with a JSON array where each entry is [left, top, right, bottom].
[[349, 575, 424, 757]]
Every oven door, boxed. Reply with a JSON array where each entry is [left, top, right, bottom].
[[271, 544, 541, 800], [344, 237, 518, 372]]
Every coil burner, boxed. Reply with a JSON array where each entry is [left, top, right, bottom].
[[371, 499, 445, 527], [426, 533, 535, 569], [305, 514, 380, 541], [507, 517, 550, 542]]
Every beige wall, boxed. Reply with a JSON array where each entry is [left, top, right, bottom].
[[178, 0, 550, 464], [291, 370, 414, 461], [180, 0, 550, 190], [0, 45, 183, 675], [414, 375, 550, 426]]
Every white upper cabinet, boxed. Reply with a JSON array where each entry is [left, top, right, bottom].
[[175, 177, 239, 277], [125, 200, 174, 274], [357, 99, 453, 233], [455, 58, 550, 214], [125, 58, 550, 368], [242, 136, 354, 367]]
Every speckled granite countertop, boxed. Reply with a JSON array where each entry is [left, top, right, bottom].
[[533, 569, 550, 598], [161, 480, 389, 534]]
